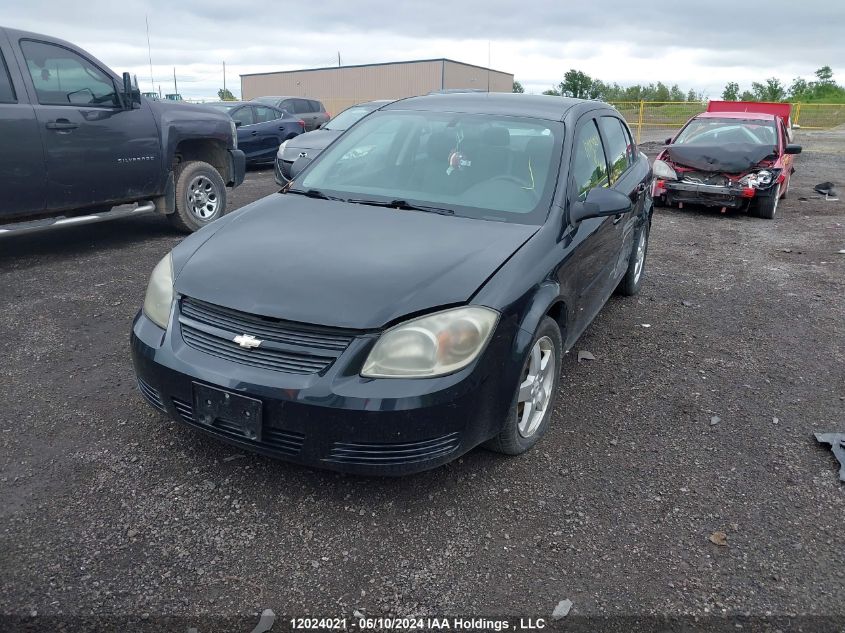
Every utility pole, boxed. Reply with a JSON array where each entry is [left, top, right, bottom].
[[223, 60, 226, 95], [146, 15, 154, 92], [337, 52, 341, 67], [173, 67, 177, 97]]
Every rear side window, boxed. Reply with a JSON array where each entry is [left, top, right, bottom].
[[231, 106, 255, 126], [309, 100, 324, 112], [597, 116, 633, 184], [20, 40, 118, 107], [571, 119, 609, 199], [0, 50, 16, 103], [254, 105, 280, 122], [292, 99, 312, 114]]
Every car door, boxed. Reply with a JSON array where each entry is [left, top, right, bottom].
[[562, 115, 620, 333], [596, 115, 645, 282], [16, 38, 161, 212], [232, 105, 260, 161], [0, 36, 46, 219], [253, 105, 284, 161]]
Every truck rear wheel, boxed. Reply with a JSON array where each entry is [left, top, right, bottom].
[[169, 161, 227, 232]]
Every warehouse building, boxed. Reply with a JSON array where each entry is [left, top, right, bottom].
[[240, 59, 513, 115]]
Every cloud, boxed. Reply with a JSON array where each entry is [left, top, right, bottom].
[[3, 0, 842, 99]]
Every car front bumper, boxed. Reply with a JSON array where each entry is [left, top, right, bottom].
[[654, 179, 755, 209], [130, 307, 520, 476]]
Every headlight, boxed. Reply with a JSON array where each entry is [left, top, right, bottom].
[[361, 306, 499, 378], [739, 170, 774, 188], [278, 139, 288, 157], [143, 253, 174, 329], [230, 121, 238, 149], [652, 159, 677, 180]]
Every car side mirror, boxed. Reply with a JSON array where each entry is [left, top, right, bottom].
[[664, 137, 673, 145], [785, 144, 802, 155], [121, 72, 141, 107], [318, 123, 326, 129], [290, 155, 312, 180], [570, 187, 632, 224]]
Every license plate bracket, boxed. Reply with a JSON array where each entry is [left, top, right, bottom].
[[192, 383, 262, 441]]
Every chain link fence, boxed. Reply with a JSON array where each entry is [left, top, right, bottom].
[[609, 101, 845, 143]]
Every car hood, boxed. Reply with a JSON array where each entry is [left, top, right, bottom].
[[174, 195, 537, 329], [666, 142, 777, 173], [282, 129, 341, 156]]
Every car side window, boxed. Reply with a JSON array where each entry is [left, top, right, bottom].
[[571, 119, 609, 199], [597, 116, 632, 184], [293, 99, 312, 114], [20, 40, 118, 107], [278, 100, 293, 113], [231, 106, 255, 127], [0, 50, 16, 103], [311, 100, 324, 113], [254, 106, 279, 122]]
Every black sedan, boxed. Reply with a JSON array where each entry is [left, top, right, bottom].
[[274, 100, 392, 184], [132, 93, 653, 475], [206, 101, 305, 165]]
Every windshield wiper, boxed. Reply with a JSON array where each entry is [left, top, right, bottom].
[[346, 198, 454, 215], [286, 188, 345, 201]]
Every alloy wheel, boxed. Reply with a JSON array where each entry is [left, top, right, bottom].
[[187, 175, 220, 220], [517, 336, 556, 438]]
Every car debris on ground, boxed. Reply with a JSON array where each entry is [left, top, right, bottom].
[[815, 433, 845, 482]]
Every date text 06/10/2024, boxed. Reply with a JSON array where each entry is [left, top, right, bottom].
[[289, 617, 549, 630]]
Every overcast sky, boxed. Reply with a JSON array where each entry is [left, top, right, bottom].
[[4, 0, 843, 100]]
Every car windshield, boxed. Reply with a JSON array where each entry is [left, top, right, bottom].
[[296, 111, 562, 224], [675, 118, 777, 145], [325, 106, 376, 131], [206, 103, 239, 112]]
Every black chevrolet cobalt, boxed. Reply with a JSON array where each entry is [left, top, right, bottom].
[[132, 93, 653, 475]]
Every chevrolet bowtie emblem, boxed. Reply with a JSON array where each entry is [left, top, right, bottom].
[[233, 334, 262, 349]]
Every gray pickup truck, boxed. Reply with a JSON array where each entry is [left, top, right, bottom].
[[0, 26, 246, 235]]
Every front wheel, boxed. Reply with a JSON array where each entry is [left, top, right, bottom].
[[617, 220, 650, 296], [485, 316, 562, 455], [751, 183, 780, 219], [169, 161, 228, 232]]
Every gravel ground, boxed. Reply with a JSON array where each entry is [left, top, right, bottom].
[[1, 131, 844, 632]]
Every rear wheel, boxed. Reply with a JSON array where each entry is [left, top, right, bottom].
[[168, 161, 227, 232], [752, 183, 780, 219], [485, 317, 562, 455]]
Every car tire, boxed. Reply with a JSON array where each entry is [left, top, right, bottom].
[[752, 183, 780, 220], [168, 161, 228, 233], [485, 316, 562, 456], [617, 219, 650, 296]]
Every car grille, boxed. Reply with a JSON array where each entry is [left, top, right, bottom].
[[137, 378, 165, 412], [325, 432, 461, 466], [170, 396, 305, 456], [681, 171, 730, 187], [178, 297, 355, 374]]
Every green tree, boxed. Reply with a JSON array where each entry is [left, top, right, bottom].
[[512, 80, 524, 94], [721, 82, 740, 101], [815, 65, 834, 86], [542, 87, 561, 96], [669, 84, 685, 101], [560, 69, 594, 98], [751, 77, 786, 102], [218, 87, 236, 101], [789, 77, 809, 101], [687, 88, 700, 102], [739, 90, 755, 101]]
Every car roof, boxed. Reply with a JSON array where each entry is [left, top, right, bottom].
[[383, 92, 608, 122], [207, 101, 250, 107], [695, 111, 776, 121]]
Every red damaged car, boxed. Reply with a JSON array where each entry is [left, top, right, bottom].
[[652, 102, 802, 219]]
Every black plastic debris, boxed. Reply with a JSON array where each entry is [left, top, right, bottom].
[[815, 433, 845, 482], [814, 182, 839, 200]]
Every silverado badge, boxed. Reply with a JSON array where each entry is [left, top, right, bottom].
[[233, 334, 262, 349]]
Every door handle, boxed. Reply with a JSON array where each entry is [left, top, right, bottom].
[[636, 182, 647, 193], [250, 131, 258, 136], [46, 119, 78, 131], [612, 214, 623, 225]]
